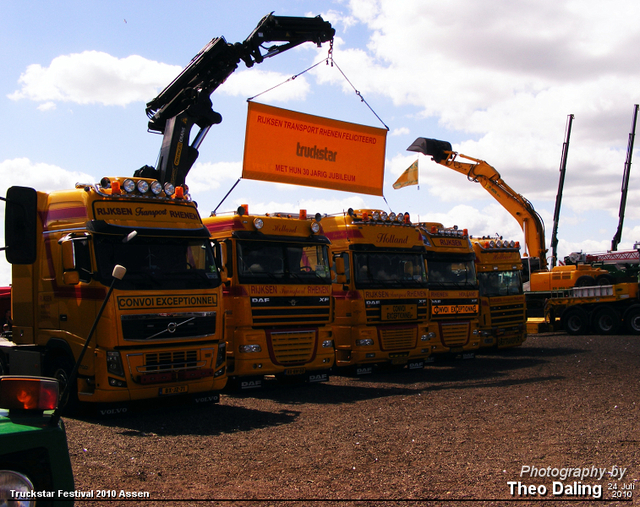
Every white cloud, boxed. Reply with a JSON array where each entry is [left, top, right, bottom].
[[391, 127, 409, 137], [0, 158, 95, 193], [8, 51, 181, 106]]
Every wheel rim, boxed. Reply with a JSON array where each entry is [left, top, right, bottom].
[[597, 315, 614, 332], [567, 315, 582, 332], [629, 314, 640, 332]]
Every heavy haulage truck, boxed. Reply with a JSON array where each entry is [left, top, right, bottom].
[[0, 179, 227, 412], [204, 206, 334, 388], [471, 237, 527, 348], [321, 209, 431, 374], [416, 223, 481, 358], [545, 282, 640, 335]]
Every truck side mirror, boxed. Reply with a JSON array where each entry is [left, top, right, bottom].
[[61, 240, 76, 272], [60, 240, 80, 286], [5, 186, 38, 265]]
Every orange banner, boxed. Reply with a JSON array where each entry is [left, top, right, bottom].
[[242, 102, 387, 196]]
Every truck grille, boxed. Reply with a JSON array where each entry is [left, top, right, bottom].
[[143, 350, 201, 372], [251, 296, 331, 326], [440, 322, 469, 346], [378, 325, 417, 350], [490, 302, 526, 327], [121, 312, 216, 341], [267, 329, 316, 365]]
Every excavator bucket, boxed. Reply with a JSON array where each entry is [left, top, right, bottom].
[[407, 138, 452, 163]]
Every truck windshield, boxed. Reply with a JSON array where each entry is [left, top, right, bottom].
[[236, 240, 331, 284], [478, 270, 523, 297], [427, 259, 477, 289], [353, 252, 427, 288], [94, 235, 220, 290]]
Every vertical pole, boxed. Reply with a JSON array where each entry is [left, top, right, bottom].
[[550, 114, 574, 268], [611, 104, 639, 251]]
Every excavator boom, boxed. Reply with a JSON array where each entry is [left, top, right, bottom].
[[407, 137, 548, 272]]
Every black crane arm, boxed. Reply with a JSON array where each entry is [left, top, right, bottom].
[[142, 14, 334, 187]]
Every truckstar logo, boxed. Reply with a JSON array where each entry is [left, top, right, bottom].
[[296, 142, 338, 162]]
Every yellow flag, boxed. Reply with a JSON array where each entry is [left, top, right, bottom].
[[393, 159, 418, 189]]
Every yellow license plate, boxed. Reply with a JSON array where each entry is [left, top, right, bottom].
[[499, 335, 522, 346], [159, 385, 189, 396], [381, 304, 417, 321], [284, 368, 306, 376]]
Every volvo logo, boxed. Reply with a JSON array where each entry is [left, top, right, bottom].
[[289, 299, 298, 306], [167, 322, 177, 333]]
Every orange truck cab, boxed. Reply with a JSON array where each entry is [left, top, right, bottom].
[[204, 206, 334, 388], [417, 223, 480, 358], [472, 237, 527, 348], [321, 209, 431, 374], [1, 179, 227, 412]]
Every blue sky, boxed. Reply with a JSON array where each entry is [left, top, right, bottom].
[[2, 0, 640, 285]]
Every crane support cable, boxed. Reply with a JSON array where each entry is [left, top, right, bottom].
[[248, 41, 389, 131]]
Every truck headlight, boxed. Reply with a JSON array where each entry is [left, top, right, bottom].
[[106, 351, 125, 376], [215, 342, 226, 368], [355, 339, 374, 346], [0, 470, 34, 503], [239, 344, 261, 353], [322, 340, 334, 348]]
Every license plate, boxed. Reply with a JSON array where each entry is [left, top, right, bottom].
[[499, 336, 522, 346], [391, 358, 407, 365], [381, 304, 417, 321], [284, 368, 306, 376], [159, 385, 188, 396]]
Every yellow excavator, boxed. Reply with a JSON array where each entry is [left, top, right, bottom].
[[407, 137, 612, 294]]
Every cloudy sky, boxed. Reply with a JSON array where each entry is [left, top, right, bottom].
[[2, 0, 640, 285]]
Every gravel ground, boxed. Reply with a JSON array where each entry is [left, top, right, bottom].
[[63, 332, 640, 507]]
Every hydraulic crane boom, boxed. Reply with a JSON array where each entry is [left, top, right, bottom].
[[407, 137, 548, 272], [550, 114, 574, 268], [141, 13, 335, 187], [611, 104, 639, 251]]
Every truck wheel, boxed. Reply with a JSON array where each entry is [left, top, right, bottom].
[[591, 306, 620, 335], [595, 274, 614, 285], [574, 276, 595, 287], [624, 306, 640, 335], [562, 307, 589, 335], [46, 355, 79, 413]]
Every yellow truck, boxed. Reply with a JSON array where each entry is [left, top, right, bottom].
[[545, 282, 640, 335], [321, 209, 431, 374], [471, 237, 527, 348], [1, 179, 227, 413], [204, 206, 334, 388], [416, 223, 480, 358]]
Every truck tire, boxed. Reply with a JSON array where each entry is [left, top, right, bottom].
[[574, 276, 595, 287], [623, 306, 640, 335], [595, 274, 614, 286], [46, 355, 79, 413], [591, 306, 620, 335], [562, 306, 589, 335]]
